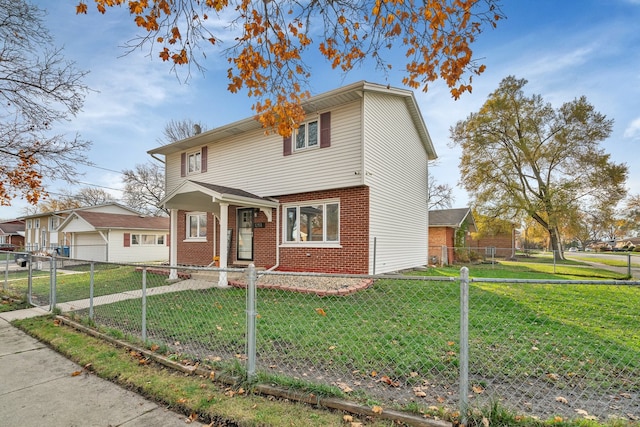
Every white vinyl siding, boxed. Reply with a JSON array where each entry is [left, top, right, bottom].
[[165, 101, 364, 197], [109, 230, 169, 263], [363, 92, 429, 274], [74, 233, 107, 262]]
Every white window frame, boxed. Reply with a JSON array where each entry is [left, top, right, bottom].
[[187, 150, 202, 174], [34, 219, 40, 229], [185, 212, 207, 241], [282, 199, 340, 247], [26, 219, 32, 230], [294, 118, 319, 151], [131, 234, 165, 246], [49, 217, 59, 230]]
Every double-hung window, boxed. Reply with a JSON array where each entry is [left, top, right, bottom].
[[186, 212, 207, 240], [294, 119, 318, 151], [188, 151, 201, 174], [284, 201, 339, 243]]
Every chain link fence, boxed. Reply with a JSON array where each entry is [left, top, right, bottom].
[[2, 251, 638, 423]]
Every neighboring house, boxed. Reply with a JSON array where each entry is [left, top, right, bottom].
[[57, 211, 170, 262], [467, 227, 517, 258], [428, 208, 477, 265], [20, 203, 142, 252], [149, 81, 437, 283], [0, 220, 25, 249]]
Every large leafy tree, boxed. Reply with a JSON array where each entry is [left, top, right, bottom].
[[0, 0, 91, 206], [76, 0, 504, 135], [451, 76, 627, 258]]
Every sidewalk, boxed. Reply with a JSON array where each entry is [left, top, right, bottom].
[[0, 309, 204, 427]]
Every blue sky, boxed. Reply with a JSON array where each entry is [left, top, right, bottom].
[[1, 0, 639, 220]]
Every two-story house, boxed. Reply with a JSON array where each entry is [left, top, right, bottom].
[[21, 203, 142, 252], [149, 81, 437, 284]]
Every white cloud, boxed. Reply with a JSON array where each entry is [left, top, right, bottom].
[[624, 117, 640, 140]]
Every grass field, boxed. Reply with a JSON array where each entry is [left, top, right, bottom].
[[5, 257, 640, 421]]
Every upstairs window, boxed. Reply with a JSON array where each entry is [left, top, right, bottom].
[[283, 111, 331, 156], [295, 119, 318, 150], [180, 146, 208, 177]]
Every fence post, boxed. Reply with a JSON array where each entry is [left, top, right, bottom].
[[141, 267, 147, 343], [246, 264, 257, 381], [27, 254, 33, 306], [50, 253, 57, 311], [89, 262, 95, 320], [628, 253, 632, 278], [3, 253, 8, 290], [459, 267, 470, 426]]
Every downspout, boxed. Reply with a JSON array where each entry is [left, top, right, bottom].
[[266, 204, 280, 272]]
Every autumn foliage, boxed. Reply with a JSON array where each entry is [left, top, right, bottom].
[[76, 0, 503, 136]]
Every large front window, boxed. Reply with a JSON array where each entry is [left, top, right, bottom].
[[285, 201, 339, 243], [186, 212, 207, 240]]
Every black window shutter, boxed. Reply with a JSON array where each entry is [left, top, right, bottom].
[[201, 146, 208, 172], [320, 112, 331, 148], [180, 153, 186, 177], [283, 136, 292, 156]]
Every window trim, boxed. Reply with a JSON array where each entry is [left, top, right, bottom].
[[185, 212, 207, 241], [293, 118, 319, 151], [131, 234, 165, 246], [281, 199, 340, 247], [187, 150, 202, 174]]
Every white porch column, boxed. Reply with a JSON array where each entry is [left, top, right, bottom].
[[169, 209, 178, 280], [218, 202, 229, 287]]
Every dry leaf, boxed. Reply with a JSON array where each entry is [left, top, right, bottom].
[[380, 375, 399, 387], [71, 370, 82, 377], [472, 385, 485, 394], [482, 416, 490, 427], [370, 370, 378, 377], [371, 405, 383, 414], [315, 307, 327, 316], [555, 396, 568, 404], [546, 373, 559, 381], [53, 319, 61, 326], [350, 423, 363, 427], [177, 397, 188, 404], [553, 416, 564, 422], [337, 382, 353, 393], [575, 409, 589, 416], [216, 325, 223, 331], [185, 412, 198, 424], [209, 371, 215, 380], [342, 415, 353, 422], [150, 344, 159, 352]]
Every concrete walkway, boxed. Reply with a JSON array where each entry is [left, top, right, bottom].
[[0, 308, 204, 427]]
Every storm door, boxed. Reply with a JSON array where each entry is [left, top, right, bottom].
[[237, 208, 254, 261]]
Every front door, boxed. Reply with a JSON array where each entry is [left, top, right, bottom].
[[237, 208, 254, 261]]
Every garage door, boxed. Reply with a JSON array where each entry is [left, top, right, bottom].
[[74, 233, 107, 262]]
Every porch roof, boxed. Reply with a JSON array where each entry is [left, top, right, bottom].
[[161, 180, 278, 220]]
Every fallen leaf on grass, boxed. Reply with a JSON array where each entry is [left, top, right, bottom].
[[177, 398, 188, 404], [184, 412, 198, 424], [371, 405, 383, 414], [413, 387, 427, 398], [555, 396, 568, 404], [380, 375, 400, 387], [546, 373, 559, 381], [472, 385, 485, 394], [315, 307, 327, 316], [343, 415, 353, 422], [150, 344, 160, 352], [337, 382, 353, 393], [482, 416, 489, 427], [53, 319, 61, 326]]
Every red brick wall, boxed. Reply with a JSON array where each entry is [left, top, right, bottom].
[[468, 232, 514, 257], [428, 226, 455, 265], [174, 186, 369, 273], [176, 211, 214, 266], [276, 186, 370, 274]]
